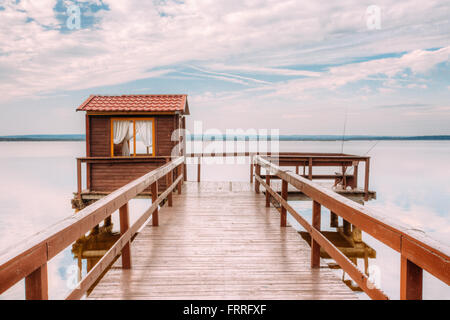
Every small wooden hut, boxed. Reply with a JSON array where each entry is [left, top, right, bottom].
[[73, 94, 189, 208]]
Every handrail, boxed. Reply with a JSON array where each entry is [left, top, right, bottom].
[[66, 173, 183, 299], [185, 152, 370, 198], [185, 152, 367, 159], [0, 156, 185, 299], [254, 155, 450, 300]]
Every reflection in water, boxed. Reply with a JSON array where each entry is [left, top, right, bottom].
[[71, 216, 119, 293], [299, 229, 377, 289], [269, 193, 378, 292]]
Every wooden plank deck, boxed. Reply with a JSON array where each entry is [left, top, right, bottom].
[[87, 182, 357, 300]]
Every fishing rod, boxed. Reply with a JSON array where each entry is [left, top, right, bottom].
[[339, 108, 380, 185], [341, 107, 348, 154]]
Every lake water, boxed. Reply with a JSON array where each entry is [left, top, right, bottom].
[[0, 140, 449, 299]]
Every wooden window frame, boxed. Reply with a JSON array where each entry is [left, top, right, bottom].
[[110, 117, 156, 157]]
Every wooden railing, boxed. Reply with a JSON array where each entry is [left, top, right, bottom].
[[76, 156, 187, 198], [186, 152, 370, 199], [0, 156, 185, 300], [254, 155, 450, 300]]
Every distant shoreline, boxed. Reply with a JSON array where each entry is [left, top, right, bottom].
[[0, 134, 449, 142]]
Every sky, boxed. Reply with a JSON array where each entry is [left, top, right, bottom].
[[0, 0, 449, 135]]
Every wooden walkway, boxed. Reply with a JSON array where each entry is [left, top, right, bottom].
[[88, 182, 357, 300]]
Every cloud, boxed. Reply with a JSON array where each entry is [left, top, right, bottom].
[[259, 47, 449, 98], [0, 0, 449, 102], [17, 0, 59, 27]]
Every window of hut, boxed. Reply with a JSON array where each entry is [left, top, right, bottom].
[[111, 118, 155, 157]]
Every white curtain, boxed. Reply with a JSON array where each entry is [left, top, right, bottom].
[[113, 120, 133, 156], [136, 120, 153, 152]]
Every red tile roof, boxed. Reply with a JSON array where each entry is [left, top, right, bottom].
[[76, 94, 189, 114]]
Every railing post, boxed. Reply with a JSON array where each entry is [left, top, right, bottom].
[[167, 170, 173, 207], [311, 201, 321, 268], [250, 156, 254, 183], [343, 219, 352, 236], [255, 164, 261, 193], [364, 158, 370, 201], [183, 162, 187, 182], [400, 256, 423, 300], [308, 157, 312, 180], [151, 181, 159, 226], [342, 165, 347, 187], [177, 164, 182, 195], [25, 264, 48, 300], [281, 179, 287, 227], [353, 162, 359, 188], [180, 160, 184, 185], [265, 172, 271, 207], [330, 211, 339, 228], [119, 203, 132, 269], [197, 156, 201, 182], [77, 159, 82, 199]]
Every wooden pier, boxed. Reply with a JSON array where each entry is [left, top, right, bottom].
[[87, 182, 356, 299]]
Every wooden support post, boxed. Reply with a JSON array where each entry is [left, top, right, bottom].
[[173, 166, 178, 193], [330, 211, 339, 228], [400, 256, 423, 300], [180, 161, 184, 185], [353, 162, 359, 188], [151, 181, 159, 226], [25, 264, 48, 300], [183, 163, 187, 182], [342, 165, 347, 187], [364, 158, 370, 201], [119, 203, 131, 269], [177, 165, 182, 195], [77, 159, 82, 199], [311, 201, 321, 268], [280, 179, 288, 227], [343, 219, 352, 236], [255, 164, 261, 193], [295, 166, 299, 174], [250, 157, 254, 183], [197, 157, 201, 182], [86, 162, 91, 191], [265, 174, 271, 207], [77, 251, 82, 282], [167, 170, 173, 207], [308, 158, 312, 180]]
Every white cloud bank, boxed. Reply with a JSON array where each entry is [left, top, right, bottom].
[[0, 0, 449, 101]]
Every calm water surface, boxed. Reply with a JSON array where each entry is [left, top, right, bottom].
[[0, 141, 449, 299]]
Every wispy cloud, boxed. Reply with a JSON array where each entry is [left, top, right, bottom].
[[0, 0, 449, 135]]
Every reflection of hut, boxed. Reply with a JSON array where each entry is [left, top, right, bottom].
[[71, 217, 120, 287], [72, 94, 189, 209]]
